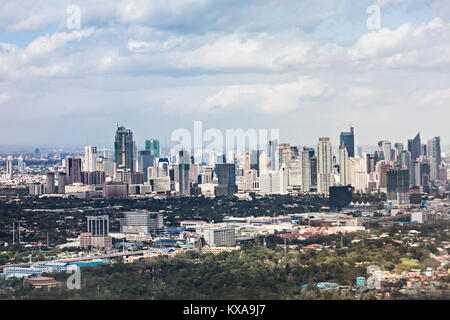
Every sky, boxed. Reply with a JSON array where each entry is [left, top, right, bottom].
[[0, 0, 449, 150]]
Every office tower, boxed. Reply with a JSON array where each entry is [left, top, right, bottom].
[[408, 133, 421, 160], [157, 158, 169, 177], [57, 172, 66, 193], [400, 150, 412, 185], [250, 150, 261, 176], [84, 146, 98, 172], [421, 144, 427, 157], [138, 150, 155, 182], [215, 163, 238, 196], [17, 156, 25, 172], [394, 143, 404, 161], [65, 157, 82, 185], [145, 138, 160, 158], [6, 156, 13, 179], [387, 169, 410, 206], [102, 157, 114, 177], [258, 151, 270, 175], [209, 150, 217, 167], [339, 146, 349, 186], [114, 126, 135, 171], [243, 152, 251, 171], [268, 139, 278, 170], [81, 171, 105, 185], [29, 182, 44, 195], [366, 153, 377, 173], [310, 156, 317, 187], [288, 157, 302, 187], [290, 146, 299, 158], [340, 125, 355, 157], [301, 149, 311, 192], [260, 168, 288, 195], [177, 150, 191, 196], [87, 215, 109, 236], [427, 137, 441, 181], [379, 141, 392, 162], [278, 144, 291, 170], [46, 172, 55, 194], [204, 226, 235, 247], [34, 148, 41, 159], [120, 210, 164, 235], [317, 138, 333, 195]]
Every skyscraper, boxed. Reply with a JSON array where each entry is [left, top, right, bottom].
[[268, 139, 278, 171], [6, 156, 13, 179], [58, 172, 66, 194], [278, 143, 291, 170], [65, 157, 82, 185], [301, 149, 311, 192], [84, 146, 98, 172], [215, 163, 238, 196], [46, 172, 55, 194], [114, 126, 135, 172], [145, 138, 160, 158], [178, 149, 191, 196], [317, 138, 333, 195], [408, 133, 421, 161], [87, 215, 109, 236], [339, 146, 349, 186], [340, 126, 355, 158], [427, 137, 441, 181]]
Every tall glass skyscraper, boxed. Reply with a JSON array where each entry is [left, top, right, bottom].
[[114, 126, 135, 171], [145, 138, 160, 158], [340, 126, 355, 158]]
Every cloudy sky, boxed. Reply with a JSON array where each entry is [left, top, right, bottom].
[[0, 0, 449, 150]]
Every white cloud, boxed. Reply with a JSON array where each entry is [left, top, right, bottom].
[[202, 77, 335, 114]]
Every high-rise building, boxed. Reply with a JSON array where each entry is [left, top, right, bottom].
[[57, 172, 66, 194], [379, 141, 392, 162], [427, 137, 441, 181], [408, 133, 421, 161], [204, 226, 235, 247], [138, 150, 155, 182], [250, 150, 261, 176], [268, 139, 278, 171], [84, 146, 98, 172], [317, 138, 333, 195], [339, 146, 349, 186], [278, 144, 291, 170], [288, 157, 302, 187], [6, 156, 13, 179], [120, 210, 164, 235], [145, 138, 160, 158], [394, 143, 404, 161], [310, 155, 317, 187], [260, 168, 288, 195], [114, 126, 135, 172], [65, 157, 82, 185], [215, 163, 238, 196], [87, 215, 109, 236], [340, 125, 355, 157], [46, 172, 55, 194], [301, 149, 311, 192], [178, 150, 191, 196], [243, 152, 251, 171], [17, 156, 25, 172], [387, 169, 410, 206]]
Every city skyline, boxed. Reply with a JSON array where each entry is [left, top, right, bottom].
[[1, 1, 449, 147]]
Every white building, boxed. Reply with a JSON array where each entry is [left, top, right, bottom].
[[203, 226, 236, 247]]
